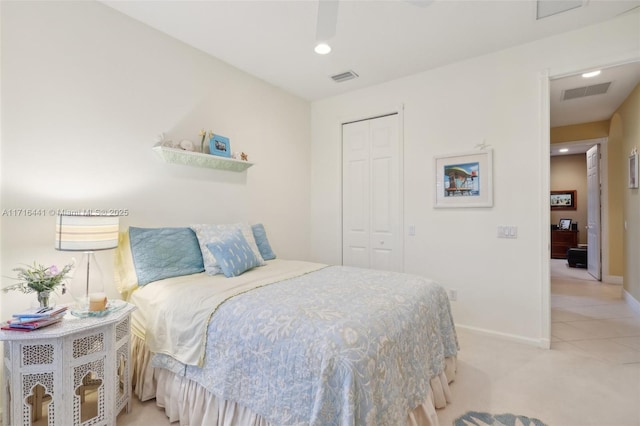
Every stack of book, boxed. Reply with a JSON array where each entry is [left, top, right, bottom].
[[2, 305, 68, 331]]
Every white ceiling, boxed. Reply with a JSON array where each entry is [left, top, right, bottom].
[[549, 61, 640, 156], [102, 0, 640, 130], [550, 61, 640, 128]]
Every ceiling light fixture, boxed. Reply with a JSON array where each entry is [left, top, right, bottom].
[[315, 43, 332, 55], [315, 0, 338, 55], [559, 148, 569, 153], [582, 70, 601, 78]]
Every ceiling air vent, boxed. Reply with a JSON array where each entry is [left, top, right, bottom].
[[331, 70, 359, 83], [562, 82, 612, 101]]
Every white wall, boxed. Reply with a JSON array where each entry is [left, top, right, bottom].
[[310, 11, 640, 345], [0, 1, 311, 315]]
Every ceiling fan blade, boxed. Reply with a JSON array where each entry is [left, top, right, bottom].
[[316, 0, 339, 42]]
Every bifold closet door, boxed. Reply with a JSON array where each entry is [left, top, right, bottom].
[[342, 114, 402, 272]]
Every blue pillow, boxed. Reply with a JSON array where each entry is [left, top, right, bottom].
[[251, 223, 276, 260], [129, 227, 204, 286], [190, 223, 266, 275], [206, 230, 261, 278]]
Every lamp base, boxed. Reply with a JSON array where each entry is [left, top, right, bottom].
[[69, 251, 106, 312]]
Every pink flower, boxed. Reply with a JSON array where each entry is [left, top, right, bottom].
[[48, 265, 59, 276]]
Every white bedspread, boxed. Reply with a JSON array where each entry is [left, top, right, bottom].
[[130, 259, 325, 366]]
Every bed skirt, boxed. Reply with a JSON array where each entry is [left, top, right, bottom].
[[131, 335, 457, 426]]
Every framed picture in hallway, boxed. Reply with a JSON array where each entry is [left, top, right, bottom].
[[558, 218, 572, 230], [550, 190, 576, 210], [629, 152, 638, 189], [434, 149, 493, 208]]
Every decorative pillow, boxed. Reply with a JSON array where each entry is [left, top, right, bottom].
[[190, 223, 265, 275], [251, 223, 276, 260], [205, 230, 261, 277], [128, 227, 205, 286]]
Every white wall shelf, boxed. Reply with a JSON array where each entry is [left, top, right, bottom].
[[152, 146, 254, 172]]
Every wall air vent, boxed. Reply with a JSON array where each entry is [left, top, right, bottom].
[[331, 70, 359, 83], [562, 82, 612, 101]]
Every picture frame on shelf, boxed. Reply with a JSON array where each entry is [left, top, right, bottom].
[[558, 218, 572, 230], [209, 134, 231, 158], [550, 190, 576, 210], [434, 149, 493, 208], [629, 152, 638, 189]]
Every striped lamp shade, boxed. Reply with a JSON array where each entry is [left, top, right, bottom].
[[55, 215, 119, 251]]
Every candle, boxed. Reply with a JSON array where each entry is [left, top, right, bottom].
[[89, 292, 107, 312]]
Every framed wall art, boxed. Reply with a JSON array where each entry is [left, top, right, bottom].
[[209, 134, 231, 158], [558, 218, 572, 230], [550, 190, 576, 210], [629, 152, 638, 189], [434, 149, 493, 208]]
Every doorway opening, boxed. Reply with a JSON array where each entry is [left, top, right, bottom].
[[546, 60, 640, 345]]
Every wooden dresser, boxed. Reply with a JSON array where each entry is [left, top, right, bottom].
[[551, 230, 579, 259]]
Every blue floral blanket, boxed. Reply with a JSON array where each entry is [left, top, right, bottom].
[[152, 264, 458, 425]]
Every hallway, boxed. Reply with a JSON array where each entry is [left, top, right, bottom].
[[551, 259, 640, 365]]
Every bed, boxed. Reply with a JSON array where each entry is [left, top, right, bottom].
[[115, 224, 459, 426]]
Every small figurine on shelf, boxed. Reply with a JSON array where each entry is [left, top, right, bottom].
[[240, 152, 248, 161], [179, 140, 195, 151], [199, 129, 207, 153], [155, 132, 175, 148]]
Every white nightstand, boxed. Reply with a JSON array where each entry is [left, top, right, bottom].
[[0, 303, 135, 426]]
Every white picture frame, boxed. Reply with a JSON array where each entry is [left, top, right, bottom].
[[629, 152, 638, 189], [434, 149, 493, 208]]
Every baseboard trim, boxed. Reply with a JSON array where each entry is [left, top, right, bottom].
[[624, 290, 640, 316], [455, 324, 549, 349], [603, 275, 623, 285]]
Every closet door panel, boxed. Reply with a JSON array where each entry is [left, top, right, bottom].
[[342, 114, 401, 272], [342, 121, 371, 268]]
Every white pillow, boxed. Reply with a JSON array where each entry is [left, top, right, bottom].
[[190, 223, 265, 275]]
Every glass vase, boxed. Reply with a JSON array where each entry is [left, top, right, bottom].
[[37, 290, 51, 308]]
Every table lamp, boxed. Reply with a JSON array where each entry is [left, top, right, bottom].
[[55, 214, 119, 312]]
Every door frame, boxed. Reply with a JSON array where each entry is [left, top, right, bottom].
[[541, 58, 636, 347], [550, 137, 608, 278], [586, 143, 603, 280], [340, 105, 405, 270]]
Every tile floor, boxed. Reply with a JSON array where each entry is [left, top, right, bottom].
[[550, 259, 640, 365]]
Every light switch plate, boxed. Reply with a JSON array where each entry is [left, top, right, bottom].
[[497, 225, 518, 239]]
